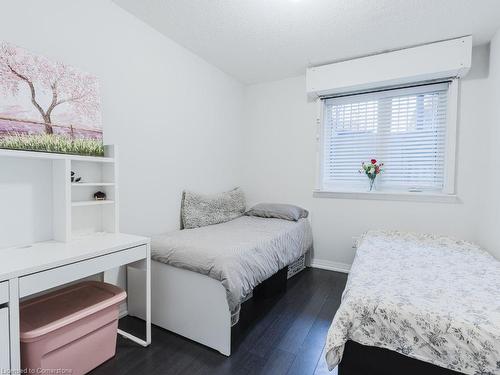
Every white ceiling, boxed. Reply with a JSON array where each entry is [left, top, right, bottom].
[[113, 0, 500, 84]]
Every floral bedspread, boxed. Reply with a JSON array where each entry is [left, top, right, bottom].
[[325, 230, 500, 375]]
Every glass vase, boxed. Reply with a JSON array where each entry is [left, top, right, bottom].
[[368, 177, 376, 192]]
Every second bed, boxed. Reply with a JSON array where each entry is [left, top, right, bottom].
[[325, 230, 500, 375]]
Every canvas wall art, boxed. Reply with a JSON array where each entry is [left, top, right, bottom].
[[0, 42, 103, 156]]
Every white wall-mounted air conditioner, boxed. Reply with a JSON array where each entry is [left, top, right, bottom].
[[306, 36, 472, 98]]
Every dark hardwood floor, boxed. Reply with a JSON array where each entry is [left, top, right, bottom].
[[90, 268, 347, 375]]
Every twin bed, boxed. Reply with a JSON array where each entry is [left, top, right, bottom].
[[326, 230, 500, 375], [128, 211, 313, 355]]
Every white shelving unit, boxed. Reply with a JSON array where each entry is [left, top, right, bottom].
[[0, 145, 119, 242], [0, 145, 152, 374]]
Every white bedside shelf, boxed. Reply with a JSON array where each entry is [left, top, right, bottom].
[[71, 200, 115, 207]]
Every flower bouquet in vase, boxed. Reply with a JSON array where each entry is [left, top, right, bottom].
[[360, 159, 383, 191]]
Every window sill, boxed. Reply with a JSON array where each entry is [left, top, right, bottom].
[[312, 189, 459, 203]]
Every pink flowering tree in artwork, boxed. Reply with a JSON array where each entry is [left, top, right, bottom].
[[0, 42, 99, 134]]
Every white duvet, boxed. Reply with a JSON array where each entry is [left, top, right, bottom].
[[151, 216, 313, 313], [325, 230, 500, 375]]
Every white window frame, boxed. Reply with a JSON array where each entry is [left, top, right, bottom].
[[314, 79, 459, 202]]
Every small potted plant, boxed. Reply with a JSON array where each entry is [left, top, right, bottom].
[[359, 159, 383, 191]]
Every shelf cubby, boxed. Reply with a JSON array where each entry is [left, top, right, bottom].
[[69, 145, 119, 240]]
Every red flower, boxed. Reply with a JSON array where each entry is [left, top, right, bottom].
[[371, 159, 377, 164]]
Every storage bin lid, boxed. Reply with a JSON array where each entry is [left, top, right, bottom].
[[20, 281, 126, 340]]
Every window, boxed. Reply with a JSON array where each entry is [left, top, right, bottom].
[[318, 81, 457, 196]]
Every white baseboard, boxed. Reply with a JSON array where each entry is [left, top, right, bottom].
[[310, 258, 351, 274]]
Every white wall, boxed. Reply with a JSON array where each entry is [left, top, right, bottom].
[[478, 30, 500, 259], [0, 158, 53, 248], [1, 1, 498, 266], [242, 45, 494, 268], [0, 0, 243, 247]]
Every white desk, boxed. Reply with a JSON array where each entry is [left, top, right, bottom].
[[0, 233, 151, 372]]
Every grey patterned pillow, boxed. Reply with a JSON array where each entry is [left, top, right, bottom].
[[181, 188, 246, 229]]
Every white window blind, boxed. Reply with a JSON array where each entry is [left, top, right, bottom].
[[321, 82, 451, 193]]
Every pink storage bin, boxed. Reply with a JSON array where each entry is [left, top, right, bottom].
[[20, 281, 127, 375]]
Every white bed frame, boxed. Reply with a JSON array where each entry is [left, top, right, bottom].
[[127, 260, 232, 355], [127, 252, 309, 356]]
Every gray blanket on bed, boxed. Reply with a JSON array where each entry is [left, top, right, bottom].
[[151, 216, 313, 312]]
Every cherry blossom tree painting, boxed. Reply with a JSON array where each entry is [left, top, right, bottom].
[[0, 41, 103, 156]]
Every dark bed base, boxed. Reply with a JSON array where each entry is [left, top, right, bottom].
[[339, 340, 464, 375], [233, 267, 290, 342], [253, 266, 288, 299]]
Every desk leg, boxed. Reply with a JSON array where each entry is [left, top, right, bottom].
[[117, 244, 151, 347], [145, 242, 151, 345], [9, 278, 20, 371]]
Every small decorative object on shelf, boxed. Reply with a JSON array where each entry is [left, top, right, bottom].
[[93, 191, 106, 201], [71, 171, 82, 183], [359, 159, 384, 191]]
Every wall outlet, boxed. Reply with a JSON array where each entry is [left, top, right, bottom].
[[351, 236, 360, 249]]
